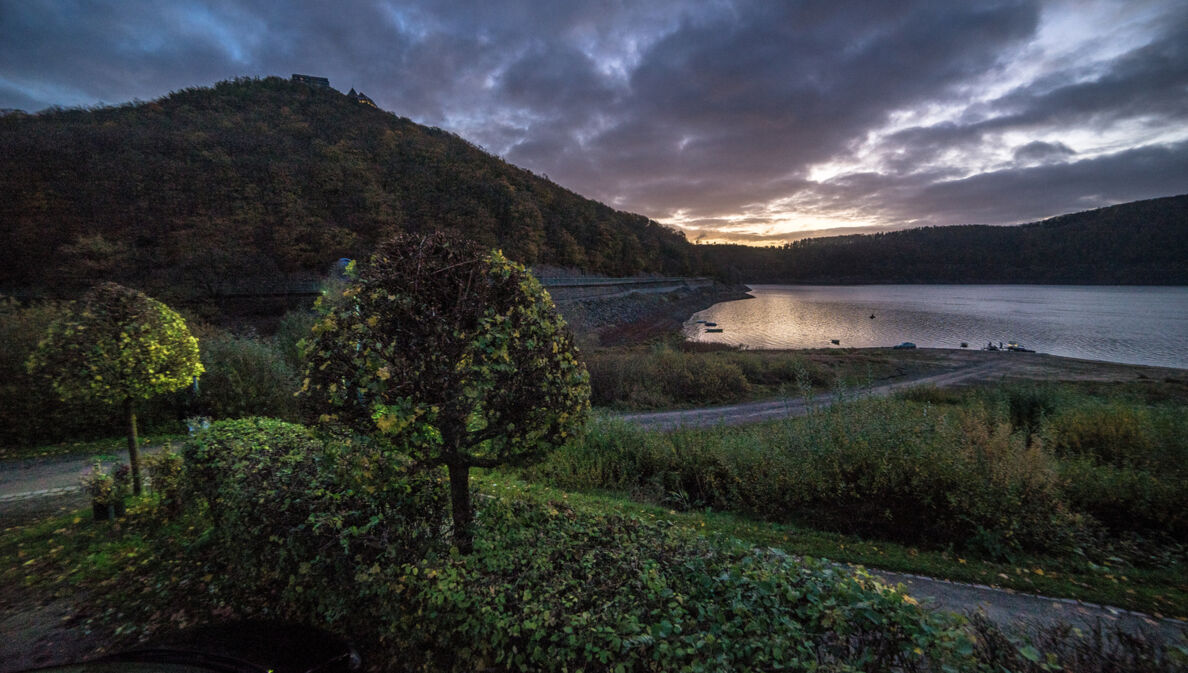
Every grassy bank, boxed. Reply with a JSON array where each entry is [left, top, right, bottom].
[[524, 383, 1188, 616], [584, 340, 943, 409]]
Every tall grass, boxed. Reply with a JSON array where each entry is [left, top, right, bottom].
[[529, 386, 1188, 561], [584, 344, 843, 408]]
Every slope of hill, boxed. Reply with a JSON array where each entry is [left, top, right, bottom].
[[703, 195, 1188, 284], [0, 76, 701, 301]]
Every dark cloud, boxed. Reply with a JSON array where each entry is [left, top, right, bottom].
[[1, 0, 1185, 241], [1013, 140, 1076, 162]]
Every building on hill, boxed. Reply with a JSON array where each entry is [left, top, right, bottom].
[[348, 88, 377, 107], [292, 73, 330, 88]]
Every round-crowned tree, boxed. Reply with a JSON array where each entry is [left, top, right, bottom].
[[27, 282, 203, 495], [301, 232, 589, 552]]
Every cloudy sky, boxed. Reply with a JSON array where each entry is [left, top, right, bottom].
[[3, 1, 1186, 243]]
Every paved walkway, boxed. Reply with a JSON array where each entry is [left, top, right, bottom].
[[0, 445, 162, 506]]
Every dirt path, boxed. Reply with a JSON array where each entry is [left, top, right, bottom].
[[614, 349, 1187, 430]]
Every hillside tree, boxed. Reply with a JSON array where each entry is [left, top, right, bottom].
[[27, 283, 204, 494], [301, 232, 590, 552]]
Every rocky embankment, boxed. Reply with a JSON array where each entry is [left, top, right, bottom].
[[553, 281, 752, 346]]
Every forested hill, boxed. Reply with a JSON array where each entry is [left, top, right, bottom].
[[703, 195, 1188, 285], [0, 76, 702, 300]]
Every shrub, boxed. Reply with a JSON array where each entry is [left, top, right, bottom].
[[196, 333, 299, 420], [1046, 402, 1161, 469], [144, 445, 185, 517], [1059, 457, 1188, 540], [376, 495, 975, 672], [272, 308, 318, 373], [182, 418, 449, 629], [300, 232, 589, 552]]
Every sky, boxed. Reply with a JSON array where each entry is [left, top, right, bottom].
[[2, 1, 1186, 244]]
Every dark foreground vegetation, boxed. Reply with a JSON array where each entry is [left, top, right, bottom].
[[527, 382, 1188, 616], [5, 419, 1187, 672]]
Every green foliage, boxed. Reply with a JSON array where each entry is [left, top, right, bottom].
[[301, 232, 589, 550], [196, 332, 299, 420], [272, 308, 318, 373], [80, 460, 131, 505], [27, 283, 203, 405], [144, 445, 185, 517], [530, 384, 1188, 562], [381, 495, 975, 673], [181, 418, 448, 628], [529, 399, 1080, 558], [585, 346, 841, 409], [303, 232, 589, 459]]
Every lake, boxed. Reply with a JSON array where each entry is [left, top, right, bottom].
[[684, 285, 1188, 370]]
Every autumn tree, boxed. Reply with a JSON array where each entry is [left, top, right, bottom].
[[301, 232, 589, 552], [28, 283, 203, 494]]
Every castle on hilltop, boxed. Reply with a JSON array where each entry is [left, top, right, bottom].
[[290, 74, 377, 108], [290, 73, 330, 88]]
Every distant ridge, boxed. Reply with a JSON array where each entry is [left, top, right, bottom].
[[0, 76, 701, 301], [702, 195, 1188, 285]]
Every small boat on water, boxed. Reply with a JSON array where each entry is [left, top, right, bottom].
[[830, 339, 840, 345], [705, 328, 724, 333], [1006, 341, 1035, 352], [703, 322, 718, 327]]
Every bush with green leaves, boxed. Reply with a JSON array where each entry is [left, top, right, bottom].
[[363, 493, 982, 672], [144, 444, 185, 517], [301, 232, 589, 552], [196, 332, 299, 421], [182, 418, 448, 628], [27, 283, 203, 492], [168, 465, 974, 671]]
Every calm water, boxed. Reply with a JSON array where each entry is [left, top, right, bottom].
[[684, 285, 1188, 370]]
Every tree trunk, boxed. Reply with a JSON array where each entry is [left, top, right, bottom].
[[125, 396, 142, 496], [447, 461, 473, 554]]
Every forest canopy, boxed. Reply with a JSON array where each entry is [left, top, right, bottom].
[[0, 76, 702, 301]]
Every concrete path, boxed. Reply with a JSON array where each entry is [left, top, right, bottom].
[[865, 568, 1185, 642], [0, 445, 162, 511]]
